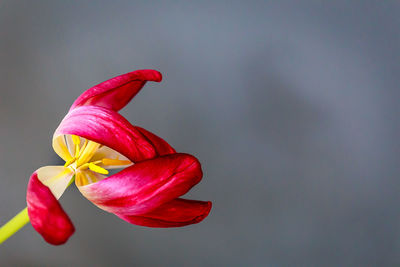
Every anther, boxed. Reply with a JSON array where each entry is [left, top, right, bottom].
[[89, 163, 109, 175], [102, 158, 131, 166]]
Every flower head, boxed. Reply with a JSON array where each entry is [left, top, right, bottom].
[[26, 70, 212, 245]]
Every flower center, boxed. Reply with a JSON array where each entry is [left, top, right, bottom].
[[62, 135, 131, 184]]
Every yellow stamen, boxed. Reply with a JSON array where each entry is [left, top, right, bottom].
[[78, 161, 101, 170], [76, 141, 101, 167], [79, 163, 90, 170], [64, 157, 76, 167], [78, 139, 89, 158], [71, 135, 81, 145], [75, 144, 80, 158], [102, 158, 131, 166], [71, 135, 81, 157], [89, 163, 109, 175]]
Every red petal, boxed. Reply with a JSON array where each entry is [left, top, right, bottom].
[[55, 105, 175, 163], [78, 153, 203, 216], [70, 69, 162, 112], [26, 172, 75, 245], [135, 126, 176, 156], [118, 198, 212, 227]]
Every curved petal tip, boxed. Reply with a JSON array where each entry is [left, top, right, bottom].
[[70, 69, 163, 112], [137, 69, 162, 82]]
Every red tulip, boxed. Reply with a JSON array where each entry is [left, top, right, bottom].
[[25, 70, 211, 245]]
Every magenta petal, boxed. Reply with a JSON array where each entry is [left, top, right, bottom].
[[118, 198, 212, 227], [55, 105, 173, 162], [26, 172, 75, 245], [78, 153, 203, 216], [70, 69, 162, 112]]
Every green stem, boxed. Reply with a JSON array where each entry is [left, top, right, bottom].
[[0, 176, 75, 245], [0, 207, 30, 245]]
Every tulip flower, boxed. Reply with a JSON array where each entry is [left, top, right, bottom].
[[0, 70, 211, 245]]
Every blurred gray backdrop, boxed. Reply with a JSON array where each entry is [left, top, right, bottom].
[[0, 1, 399, 266]]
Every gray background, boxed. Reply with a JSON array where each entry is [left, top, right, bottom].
[[0, 1, 399, 266]]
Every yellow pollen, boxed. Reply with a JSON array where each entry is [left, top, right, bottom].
[[88, 163, 109, 175]]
